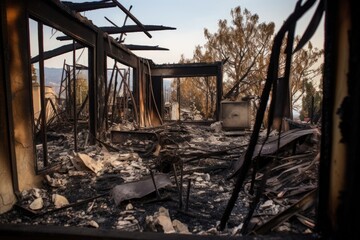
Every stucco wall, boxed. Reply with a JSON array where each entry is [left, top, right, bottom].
[[0, 76, 16, 214]]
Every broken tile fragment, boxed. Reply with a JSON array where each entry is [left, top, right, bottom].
[[125, 203, 134, 210], [73, 152, 103, 174], [29, 197, 43, 210], [52, 194, 69, 208], [156, 215, 175, 233], [30, 188, 42, 198], [260, 200, 274, 209], [88, 220, 99, 228], [172, 219, 191, 234]]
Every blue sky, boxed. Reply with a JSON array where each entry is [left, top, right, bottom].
[[64, 0, 324, 65]]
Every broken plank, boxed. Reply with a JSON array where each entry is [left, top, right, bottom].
[[228, 128, 317, 179], [251, 188, 317, 235]]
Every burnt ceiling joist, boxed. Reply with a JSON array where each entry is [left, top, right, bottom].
[[58, 0, 176, 52], [30, 42, 169, 64], [100, 25, 176, 34], [109, 0, 152, 38], [61, 0, 153, 39], [30, 42, 83, 64], [56, 25, 176, 41], [151, 62, 223, 78], [62, 0, 116, 12], [125, 45, 169, 51], [28, 0, 141, 68]]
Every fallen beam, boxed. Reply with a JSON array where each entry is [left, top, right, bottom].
[[228, 128, 318, 179], [251, 189, 317, 235]]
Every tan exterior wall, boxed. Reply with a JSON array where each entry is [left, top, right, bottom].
[[3, 1, 42, 210], [0, 123, 16, 214], [0, 72, 16, 214], [32, 82, 57, 122]]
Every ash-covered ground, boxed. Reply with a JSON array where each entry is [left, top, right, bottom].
[[0, 122, 319, 237]]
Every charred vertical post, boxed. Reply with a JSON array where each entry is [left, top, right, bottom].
[[66, 65, 71, 118], [185, 178, 191, 211], [111, 68, 118, 124], [95, 30, 105, 138], [172, 164, 180, 192], [179, 161, 184, 209], [37, 22, 48, 167], [104, 62, 116, 130], [73, 41, 78, 151], [177, 78, 180, 120], [149, 169, 161, 199], [151, 75, 163, 121], [88, 48, 97, 144], [216, 62, 223, 121], [310, 96, 314, 124]]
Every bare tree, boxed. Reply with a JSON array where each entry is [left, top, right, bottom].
[[179, 6, 323, 120]]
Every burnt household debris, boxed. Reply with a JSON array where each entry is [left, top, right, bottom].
[[0, 119, 321, 236], [6, 0, 360, 239]]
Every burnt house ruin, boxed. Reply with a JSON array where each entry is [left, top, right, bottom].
[[1, 0, 360, 239]]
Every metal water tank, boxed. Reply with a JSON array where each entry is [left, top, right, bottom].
[[220, 101, 251, 130]]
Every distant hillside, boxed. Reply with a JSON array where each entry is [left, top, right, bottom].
[[34, 68, 173, 97], [35, 67, 89, 93]]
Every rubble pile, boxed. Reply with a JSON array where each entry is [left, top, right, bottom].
[[0, 122, 320, 236]]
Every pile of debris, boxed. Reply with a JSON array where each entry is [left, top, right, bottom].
[[0, 122, 320, 237]]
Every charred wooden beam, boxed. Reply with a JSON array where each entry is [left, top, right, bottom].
[[31, 42, 84, 63], [105, 38, 139, 69], [118, 5, 132, 42], [252, 189, 317, 235], [100, 25, 176, 34], [125, 44, 169, 51], [56, 25, 176, 41], [228, 128, 318, 180], [37, 22, 49, 167], [151, 62, 222, 121], [111, 0, 152, 38], [27, 0, 97, 46], [62, 1, 116, 12], [151, 62, 221, 78]]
